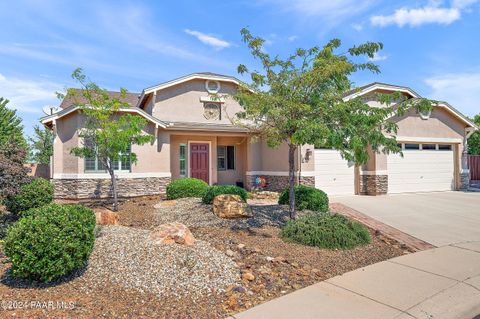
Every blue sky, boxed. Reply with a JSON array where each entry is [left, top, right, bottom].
[[1, 0, 479, 137]]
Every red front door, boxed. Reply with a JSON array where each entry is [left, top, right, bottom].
[[190, 143, 209, 183]]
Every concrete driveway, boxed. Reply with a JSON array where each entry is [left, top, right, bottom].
[[332, 191, 480, 247]]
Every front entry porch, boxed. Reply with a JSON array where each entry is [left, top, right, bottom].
[[170, 133, 248, 186]]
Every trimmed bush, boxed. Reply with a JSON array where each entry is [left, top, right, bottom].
[[202, 185, 248, 204], [4, 178, 53, 216], [4, 203, 96, 282], [281, 213, 371, 249], [278, 185, 329, 212], [166, 178, 209, 200]]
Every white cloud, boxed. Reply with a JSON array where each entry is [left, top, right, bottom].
[[371, 0, 479, 27], [287, 35, 299, 42], [0, 73, 62, 114], [369, 52, 388, 61], [452, 0, 479, 9], [425, 73, 480, 117], [184, 29, 231, 50], [352, 23, 364, 31], [371, 7, 460, 27]]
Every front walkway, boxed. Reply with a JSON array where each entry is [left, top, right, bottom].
[[232, 242, 480, 319]]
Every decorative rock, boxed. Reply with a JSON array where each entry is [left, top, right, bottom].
[[94, 208, 119, 225], [212, 194, 253, 219], [242, 272, 255, 281], [149, 222, 195, 246], [251, 191, 279, 200]]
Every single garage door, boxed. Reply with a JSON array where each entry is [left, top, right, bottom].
[[314, 149, 355, 195], [388, 143, 455, 193]]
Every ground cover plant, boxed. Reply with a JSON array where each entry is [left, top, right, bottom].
[[281, 213, 371, 249]]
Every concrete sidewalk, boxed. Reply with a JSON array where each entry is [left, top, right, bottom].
[[232, 242, 480, 319]]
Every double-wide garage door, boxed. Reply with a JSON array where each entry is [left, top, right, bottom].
[[387, 143, 455, 193], [314, 144, 455, 195]]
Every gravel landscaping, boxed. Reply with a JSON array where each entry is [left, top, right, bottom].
[[154, 198, 292, 229], [84, 225, 239, 299], [0, 196, 409, 318]]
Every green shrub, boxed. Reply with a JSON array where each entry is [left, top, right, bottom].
[[278, 185, 329, 212], [166, 178, 209, 200], [4, 178, 53, 216], [202, 185, 248, 204], [282, 213, 371, 249], [4, 203, 96, 282]]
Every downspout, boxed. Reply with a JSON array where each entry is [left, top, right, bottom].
[[297, 146, 302, 186], [51, 120, 57, 180]]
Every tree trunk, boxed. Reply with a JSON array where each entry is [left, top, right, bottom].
[[288, 143, 297, 219], [108, 164, 118, 212]]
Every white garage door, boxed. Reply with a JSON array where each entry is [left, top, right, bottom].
[[388, 143, 455, 193], [314, 149, 355, 195]]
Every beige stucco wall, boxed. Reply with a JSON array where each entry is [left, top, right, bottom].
[[365, 105, 469, 176], [152, 79, 244, 124], [53, 112, 170, 176], [391, 107, 466, 139], [130, 124, 170, 173], [54, 112, 80, 175]]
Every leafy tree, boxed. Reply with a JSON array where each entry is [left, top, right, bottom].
[[0, 141, 31, 200], [234, 28, 432, 218], [67, 69, 154, 211], [468, 114, 480, 155], [28, 125, 54, 164], [0, 97, 27, 149]]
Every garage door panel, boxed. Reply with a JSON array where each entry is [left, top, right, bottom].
[[388, 149, 454, 194], [314, 149, 354, 195]]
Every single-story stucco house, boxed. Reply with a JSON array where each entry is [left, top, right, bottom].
[[40, 72, 478, 199]]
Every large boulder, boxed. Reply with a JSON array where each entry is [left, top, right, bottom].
[[94, 208, 119, 225], [150, 222, 195, 246], [213, 194, 253, 219]]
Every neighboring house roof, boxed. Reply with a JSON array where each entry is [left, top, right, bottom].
[[59, 88, 140, 109], [40, 104, 167, 128]]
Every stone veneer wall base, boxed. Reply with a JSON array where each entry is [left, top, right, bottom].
[[360, 175, 388, 195], [53, 177, 171, 199], [460, 172, 470, 190], [245, 174, 315, 192]]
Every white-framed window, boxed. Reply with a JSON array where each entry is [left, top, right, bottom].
[[438, 144, 452, 151], [217, 145, 235, 170], [84, 139, 131, 173], [404, 143, 420, 150], [421, 143, 436, 150], [179, 143, 187, 177], [398, 143, 453, 151]]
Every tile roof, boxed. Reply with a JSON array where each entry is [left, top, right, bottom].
[[59, 88, 140, 109]]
